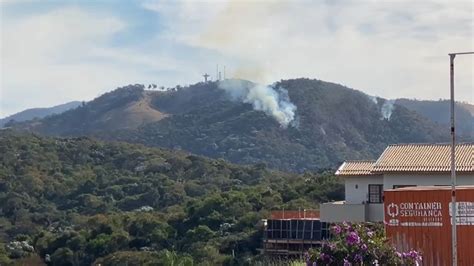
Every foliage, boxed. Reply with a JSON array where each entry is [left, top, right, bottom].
[[11, 79, 451, 173], [0, 243, 12, 265], [306, 223, 422, 265], [396, 98, 474, 139], [93, 250, 194, 266], [0, 130, 343, 264]]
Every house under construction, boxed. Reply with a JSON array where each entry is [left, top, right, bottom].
[[261, 210, 329, 257]]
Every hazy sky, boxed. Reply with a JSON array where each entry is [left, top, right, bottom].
[[1, 0, 473, 117]]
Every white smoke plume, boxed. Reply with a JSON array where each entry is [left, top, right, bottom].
[[381, 99, 395, 120], [218, 79, 297, 128], [367, 95, 378, 104]]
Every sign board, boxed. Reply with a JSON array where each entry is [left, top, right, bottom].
[[449, 201, 474, 225], [386, 201, 443, 227], [384, 187, 474, 265]]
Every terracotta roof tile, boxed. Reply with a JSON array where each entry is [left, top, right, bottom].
[[335, 143, 473, 176], [372, 143, 473, 173], [335, 160, 377, 176]]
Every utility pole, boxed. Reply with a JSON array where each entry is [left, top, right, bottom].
[[449, 53, 457, 266], [448, 51, 474, 266]]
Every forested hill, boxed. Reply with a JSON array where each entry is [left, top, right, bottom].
[[0, 130, 342, 265], [0, 101, 81, 128], [12, 78, 451, 173], [396, 98, 474, 137]]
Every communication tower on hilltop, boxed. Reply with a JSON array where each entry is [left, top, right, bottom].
[[215, 64, 228, 80]]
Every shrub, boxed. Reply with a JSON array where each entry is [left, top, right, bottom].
[[306, 222, 422, 265]]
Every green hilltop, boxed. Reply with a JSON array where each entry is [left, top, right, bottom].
[[10, 78, 453, 173]]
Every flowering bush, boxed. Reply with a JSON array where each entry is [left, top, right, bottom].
[[306, 222, 422, 265]]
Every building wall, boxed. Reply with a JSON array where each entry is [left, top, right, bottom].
[[340, 173, 474, 223], [320, 202, 367, 222], [367, 203, 384, 221], [383, 173, 474, 190], [323, 173, 474, 223], [344, 176, 383, 204]]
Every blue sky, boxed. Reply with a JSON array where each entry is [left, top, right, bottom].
[[1, 0, 473, 117]]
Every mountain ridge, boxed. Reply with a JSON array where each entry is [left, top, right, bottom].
[[395, 98, 474, 137], [10, 78, 470, 173], [0, 101, 82, 128]]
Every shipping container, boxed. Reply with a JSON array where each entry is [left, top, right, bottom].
[[384, 186, 474, 266]]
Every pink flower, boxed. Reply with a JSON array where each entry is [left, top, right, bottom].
[[332, 225, 342, 234], [346, 231, 361, 245], [367, 230, 374, 237]]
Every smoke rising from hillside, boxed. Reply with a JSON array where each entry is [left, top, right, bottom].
[[382, 99, 395, 120], [367, 94, 395, 120], [218, 79, 296, 128], [367, 95, 378, 105]]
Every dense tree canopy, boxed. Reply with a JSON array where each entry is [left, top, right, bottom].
[[0, 130, 343, 265]]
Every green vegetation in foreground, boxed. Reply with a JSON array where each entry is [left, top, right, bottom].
[[308, 223, 422, 265], [0, 130, 343, 265]]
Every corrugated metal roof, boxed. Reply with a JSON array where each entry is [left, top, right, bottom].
[[335, 160, 377, 176], [335, 143, 473, 176], [373, 143, 473, 173]]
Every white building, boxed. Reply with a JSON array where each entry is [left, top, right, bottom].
[[320, 143, 474, 222]]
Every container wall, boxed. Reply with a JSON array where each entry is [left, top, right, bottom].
[[384, 188, 474, 266]]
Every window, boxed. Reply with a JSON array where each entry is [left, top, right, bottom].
[[368, 184, 383, 203]]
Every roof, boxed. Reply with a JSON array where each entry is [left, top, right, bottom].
[[373, 143, 473, 173], [335, 161, 377, 176], [335, 143, 473, 176]]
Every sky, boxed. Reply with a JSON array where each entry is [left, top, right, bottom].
[[1, 0, 473, 117]]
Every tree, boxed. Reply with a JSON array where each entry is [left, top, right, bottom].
[[160, 250, 194, 266], [51, 247, 74, 266], [185, 225, 215, 244], [0, 243, 12, 265]]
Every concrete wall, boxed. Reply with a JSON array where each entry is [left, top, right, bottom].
[[383, 173, 474, 190], [320, 201, 366, 222], [344, 176, 383, 204], [367, 203, 384, 222]]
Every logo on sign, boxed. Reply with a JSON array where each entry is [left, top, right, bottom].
[[385, 201, 443, 227], [387, 203, 399, 217]]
